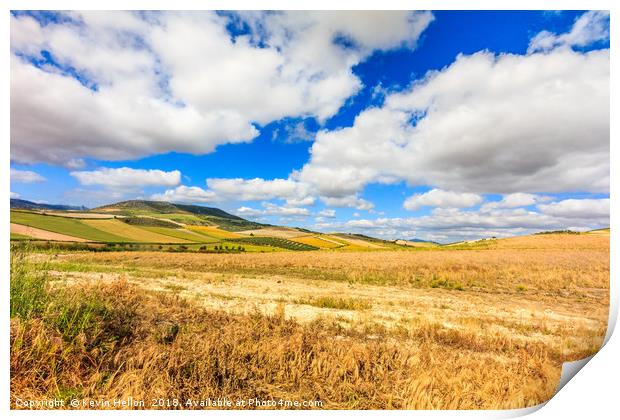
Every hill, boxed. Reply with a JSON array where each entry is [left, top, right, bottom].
[[10, 198, 87, 211], [93, 200, 263, 231], [408, 238, 441, 244]]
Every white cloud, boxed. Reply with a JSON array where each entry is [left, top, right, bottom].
[[10, 168, 46, 183], [321, 195, 374, 210], [11, 11, 432, 166], [403, 189, 482, 210], [317, 209, 336, 218], [150, 185, 217, 203], [297, 48, 609, 196], [528, 11, 610, 53], [236, 202, 310, 217], [272, 120, 315, 143], [313, 198, 609, 242], [235, 206, 263, 217], [480, 193, 550, 210], [200, 176, 373, 210], [71, 167, 181, 189], [10, 191, 21, 199], [286, 196, 317, 207], [206, 177, 311, 204], [537, 198, 609, 219]]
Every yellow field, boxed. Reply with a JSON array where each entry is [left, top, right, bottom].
[[81, 219, 190, 243], [329, 234, 385, 249], [395, 239, 437, 247], [10, 233, 609, 409], [291, 235, 344, 249], [187, 225, 242, 239]]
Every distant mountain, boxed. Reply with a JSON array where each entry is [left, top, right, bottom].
[[93, 200, 264, 231], [10, 198, 88, 211], [408, 238, 441, 244]]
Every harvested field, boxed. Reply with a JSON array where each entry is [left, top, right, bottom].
[[10, 232, 609, 410], [10, 223, 89, 242], [330, 234, 385, 249]]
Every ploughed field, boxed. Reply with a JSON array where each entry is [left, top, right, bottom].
[[10, 232, 609, 409]]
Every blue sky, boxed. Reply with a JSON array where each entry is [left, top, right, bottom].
[[10, 11, 610, 242]]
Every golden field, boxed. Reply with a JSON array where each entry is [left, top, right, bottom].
[[10, 232, 609, 409]]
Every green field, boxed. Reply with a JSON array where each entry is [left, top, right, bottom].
[[10, 211, 128, 242], [230, 236, 319, 251], [10, 232, 33, 240]]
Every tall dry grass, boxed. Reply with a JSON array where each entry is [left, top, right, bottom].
[[11, 277, 560, 410], [11, 233, 608, 410]]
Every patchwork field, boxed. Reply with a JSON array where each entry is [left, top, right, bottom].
[[10, 232, 609, 410], [10, 211, 128, 242], [80, 219, 191, 243], [10, 223, 88, 242], [140, 227, 220, 243]]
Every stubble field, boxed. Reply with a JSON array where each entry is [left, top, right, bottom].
[[10, 232, 609, 409]]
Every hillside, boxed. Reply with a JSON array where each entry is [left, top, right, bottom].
[[10, 198, 87, 211], [93, 200, 263, 231]]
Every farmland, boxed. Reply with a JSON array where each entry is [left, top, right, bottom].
[[10, 211, 128, 242], [10, 231, 609, 409], [10, 202, 430, 252]]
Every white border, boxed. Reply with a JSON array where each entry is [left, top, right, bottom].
[[2, 1, 616, 419]]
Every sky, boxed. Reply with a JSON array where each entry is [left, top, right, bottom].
[[10, 10, 610, 242]]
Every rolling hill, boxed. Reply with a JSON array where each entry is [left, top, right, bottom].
[[10, 198, 88, 211], [12, 199, 606, 253], [93, 200, 264, 231]]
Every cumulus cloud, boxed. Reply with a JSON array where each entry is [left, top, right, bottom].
[[480, 193, 550, 210], [10, 191, 21, 199], [297, 47, 609, 196], [174, 176, 371, 210], [314, 197, 609, 242], [317, 209, 336, 218], [71, 167, 181, 189], [537, 198, 609, 219], [528, 11, 610, 53], [403, 189, 482, 211], [236, 202, 310, 218], [206, 178, 311, 204], [321, 195, 374, 210], [271, 120, 315, 143], [150, 185, 216, 203], [10, 168, 46, 183], [11, 11, 432, 166]]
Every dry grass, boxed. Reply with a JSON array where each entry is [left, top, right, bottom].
[[10, 233, 609, 410], [11, 278, 562, 410], [62, 234, 609, 293]]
